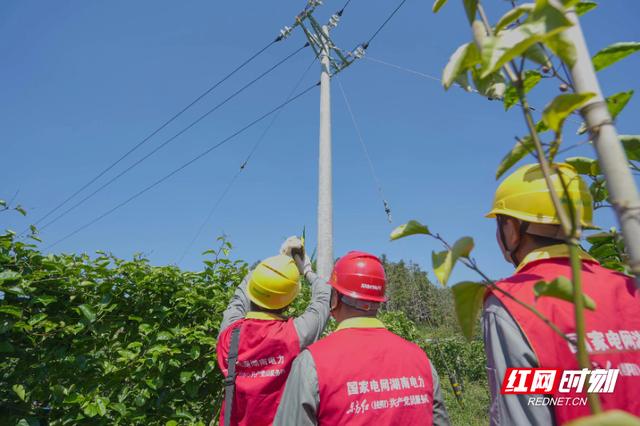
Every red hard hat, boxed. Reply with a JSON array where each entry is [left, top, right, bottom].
[[329, 251, 387, 302]]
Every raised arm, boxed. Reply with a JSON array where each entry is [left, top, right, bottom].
[[218, 272, 252, 336], [279, 236, 332, 350], [293, 270, 332, 350]]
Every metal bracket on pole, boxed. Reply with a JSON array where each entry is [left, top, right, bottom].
[[294, 8, 365, 77]]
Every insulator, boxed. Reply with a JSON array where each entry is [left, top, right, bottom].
[[328, 14, 340, 29], [353, 46, 366, 59], [279, 26, 292, 39]]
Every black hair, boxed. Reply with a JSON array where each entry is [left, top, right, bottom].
[[249, 302, 288, 315]]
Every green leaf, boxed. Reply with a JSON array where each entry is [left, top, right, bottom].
[[495, 4, 535, 34], [442, 43, 481, 90], [564, 410, 640, 426], [432, 237, 474, 286], [542, 92, 596, 132], [503, 70, 541, 110], [156, 330, 174, 341], [78, 304, 96, 322], [390, 220, 431, 241], [0, 270, 21, 283], [83, 403, 99, 418], [179, 370, 195, 384], [471, 68, 506, 99], [432, 251, 450, 286], [28, 313, 48, 326], [575, 1, 597, 16], [452, 282, 486, 340], [111, 402, 127, 416], [0, 305, 23, 318], [13, 384, 26, 401], [480, 0, 573, 77], [620, 135, 640, 161], [34, 295, 57, 306], [166, 422, 179, 426], [592, 42, 640, 72], [607, 90, 634, 120], [432, 0, 448, 13], [577, 91, 634, 135], [463, 0, 478, 24], [533, 276, 596, 310], [15, 205, 27, 216], [95, 396, 109, 416], [452, 236, 474, 258], [545, 33, 577, 66], [524, 43, 552, 67], [565, 157, 600, 176], [496, 136, 535, 179]]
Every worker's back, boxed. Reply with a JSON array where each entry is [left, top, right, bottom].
[[217, 315, 300, 426], [307, 324, 434, 425], [491, 256, 640, 424]]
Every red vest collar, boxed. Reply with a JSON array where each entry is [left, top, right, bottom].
[[515, 244, 597, 273]]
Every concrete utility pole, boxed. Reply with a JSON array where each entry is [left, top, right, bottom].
[[563, 11, 640, 285], [317, 24, 334, 280]]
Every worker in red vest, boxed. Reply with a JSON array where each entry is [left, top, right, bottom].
[[484, 163, 640, 425], [273, 251, 450, 425], [217, 236, 331, 426]]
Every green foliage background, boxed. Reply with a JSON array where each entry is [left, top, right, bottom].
[[0, 231, 247, 425]]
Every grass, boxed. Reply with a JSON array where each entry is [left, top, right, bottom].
[[441, 379, 490, 425]]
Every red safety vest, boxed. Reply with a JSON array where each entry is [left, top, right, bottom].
[[490, 247, 640, 424], [308, 317, 434, 425], [216, 313, 300, 426]]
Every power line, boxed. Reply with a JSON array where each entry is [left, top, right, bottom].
[[38, 43, 309, 233], [177, 57, 319, 265], [336, 76, 392, 223], [29, 37, 282, 231], [364, 0, 409, 47], [44, 83, 319, 250]]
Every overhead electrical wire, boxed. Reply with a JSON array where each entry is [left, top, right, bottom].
[[336, 76, 392, 223], [364, 0, 409, 47], [177, 57, 319, 265], [38, 43, 309, 233], [44, 82, 319, 250], [30, 37, 283, 230]]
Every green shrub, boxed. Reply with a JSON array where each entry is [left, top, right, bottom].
[[0, 232, 246, 425]]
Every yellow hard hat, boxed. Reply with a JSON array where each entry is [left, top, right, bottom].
[[248, 255, 300, 310], [486, 163, 594, 228]]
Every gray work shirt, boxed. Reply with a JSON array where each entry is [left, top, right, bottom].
[[483, 294, 554, 426], [273, 342, 451, 426], [218, 270, 332, 350]]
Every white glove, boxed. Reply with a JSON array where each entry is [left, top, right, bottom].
[[280, 236, 302, 256], [279, 236, 312, 276]]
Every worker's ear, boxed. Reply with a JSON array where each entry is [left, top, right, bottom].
[[329, 289, 339, 313], [496, 216, 522, 264]]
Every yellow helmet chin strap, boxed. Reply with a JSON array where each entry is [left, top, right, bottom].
[[497, 215, 530, 267]]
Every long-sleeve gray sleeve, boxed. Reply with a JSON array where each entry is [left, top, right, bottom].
[[218, 273, 251, 336], [273, 349, 318, 426], [292, 271, 332, 350], [430, 359, 451, 426], [483, 294, 554, 426]]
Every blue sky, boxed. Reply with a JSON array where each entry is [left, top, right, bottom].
[[2, 0, 639, 284]]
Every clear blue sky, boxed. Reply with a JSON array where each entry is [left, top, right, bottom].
[[2, 0, 639, 284]]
